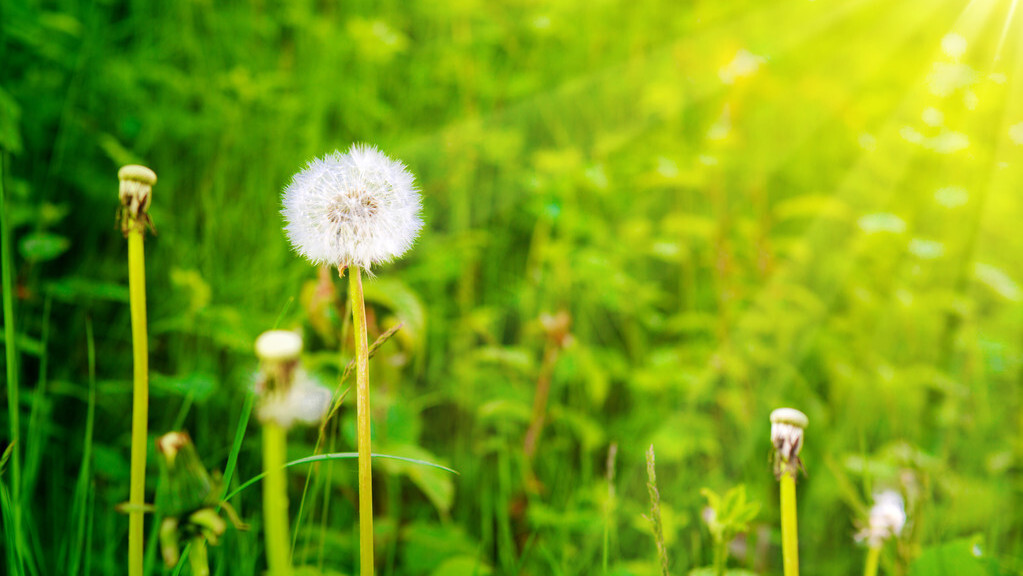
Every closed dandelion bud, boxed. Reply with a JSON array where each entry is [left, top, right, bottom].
[[155, 431, 215, 519], [770, 408, 808, 479], [117, 164, 157, 234]]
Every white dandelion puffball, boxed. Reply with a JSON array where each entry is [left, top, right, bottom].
[[283, 144, 423, 270]]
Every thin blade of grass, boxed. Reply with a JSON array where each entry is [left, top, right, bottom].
[[65, 317, 97, 575], [224, 452, 459, 503], [0, 149, 25, 576]]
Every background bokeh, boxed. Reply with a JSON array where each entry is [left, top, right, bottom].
[[2, 0, 1022, 574]]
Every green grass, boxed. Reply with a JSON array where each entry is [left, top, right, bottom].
[[3, 0, 1023, 574]]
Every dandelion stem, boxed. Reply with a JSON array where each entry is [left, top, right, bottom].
[[349, 266, 375, 576], [127, 222, 149, 576], [262, 421, 291, 576], [863, 545, 881, 576], [780, 468, 799, 576]]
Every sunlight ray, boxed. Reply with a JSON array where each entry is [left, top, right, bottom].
[[995, 0, 1020, 63], [708, 0, 1013, 396]]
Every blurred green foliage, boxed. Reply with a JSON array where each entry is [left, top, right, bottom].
[[2, 0, 1023, 574]]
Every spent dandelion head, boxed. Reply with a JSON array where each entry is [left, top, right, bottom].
[[118, 164, 157, 235], [254, 330, 330, 429], [282, 144, 422, 271], [770, 407, 808, 479]]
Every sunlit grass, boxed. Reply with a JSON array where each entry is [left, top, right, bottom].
[[2, 0, 1023, 574]]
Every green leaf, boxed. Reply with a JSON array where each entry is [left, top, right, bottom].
[[19, 232, 70, 262], [0, 87, 23, 154], [45, 276, 129, 303], [401, 522, 477, 575], [363, 277, 427, 355], [150, 372, 217, 402], [0, 441, 14, 476], [909, 536, 991, 576], [428, 556, 492, 576], [379, 443, 455, 514]]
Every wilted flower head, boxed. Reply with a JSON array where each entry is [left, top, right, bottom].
[[282, 144, 422, 270], [856, 490, 906, 548]]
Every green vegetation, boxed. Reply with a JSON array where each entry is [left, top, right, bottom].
[[2, 0, 1022, 575]]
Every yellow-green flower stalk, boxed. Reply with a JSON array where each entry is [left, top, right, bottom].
[[856, 491, 906, 576], [770, 408, 808, 576], [255, 330, 330, 576], [282, 144, 422, 576], [118, 164, 156, 576]]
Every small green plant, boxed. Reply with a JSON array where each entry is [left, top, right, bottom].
[[117, 165, 157, 576], [154, 431, 247, 576], [700, 485, 761, 576]]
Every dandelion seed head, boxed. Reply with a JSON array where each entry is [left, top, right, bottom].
[[283, 144, 423, 270], [856, 490, 906, 548]]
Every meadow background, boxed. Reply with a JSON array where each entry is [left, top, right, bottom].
[[2, 0, 1023, 574]]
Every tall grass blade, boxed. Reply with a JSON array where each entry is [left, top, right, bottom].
[[0, 149, 25, 576]]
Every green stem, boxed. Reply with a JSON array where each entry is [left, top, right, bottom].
[[349, 266, 374, 576], [127, 223, 149, 576], [0, 151, 23, 572], [863, 545, 881, 576], [780, 470, 799, 576], [189, 538, 209, 576], [263, 422, 291, 576], [714, 537, 727, 576]]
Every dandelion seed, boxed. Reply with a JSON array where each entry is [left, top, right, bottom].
[[282, 144, 423, 270]]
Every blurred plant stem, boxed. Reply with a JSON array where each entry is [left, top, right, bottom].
[[190, 538, 209, 576], [780, 470, 799, 576], [603, 442, 618, 575], [127, 211, 150, 576], [263, 422, 291, 576], [1, 152, 25, 574], [349, 265, 375, 576], [863, 545, 880, 576]]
